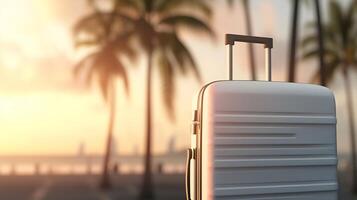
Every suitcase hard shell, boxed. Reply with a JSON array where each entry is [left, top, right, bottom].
[[186, 34, 338, 200]]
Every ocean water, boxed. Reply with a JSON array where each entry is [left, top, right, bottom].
[[0, 163, 185, 175]]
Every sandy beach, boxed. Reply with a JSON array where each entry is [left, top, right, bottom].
[[0, 174, 184, 200]]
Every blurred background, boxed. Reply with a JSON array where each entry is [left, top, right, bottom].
[[0, 0, 356, 199]]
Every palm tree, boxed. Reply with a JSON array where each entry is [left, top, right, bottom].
[[73, 0, 136, 189], [287, 0, 300, 82], [226, 0, 256, 80], [314, 0, 326, 86], [113, 0, 214, 198], [288, 0, 326, 85], [301, 0, 357, 193]]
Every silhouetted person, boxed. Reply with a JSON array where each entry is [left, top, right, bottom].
[[34, 163, 40, 175], [112, 163, 120, 175], [157, 163, 163, 174]]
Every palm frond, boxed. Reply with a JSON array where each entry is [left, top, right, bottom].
[[115, 0, 142, 12], [301, 0, 357, 83], [346, 1, 357, 44], [157, 50, 175, 120], [111, 55, 130, 95], [300, 34, 318, 48], [73, 12, 106, 35], [73, 51, 98, 78], [76, 44, 130, 102], [309, 57, 339, 85], [159, 15, 215, 38], [328, 0, 344, 37], [156, 0, 212, 18], [74, 38, 102, 49], [301, 48, 320, 61], [133, 17, 157, 52], [112, 31, 138, 63], [144, 0, 154, 12], [99, 75, 110, 102], [304, 21, 318, 30], [226, 0, 234, 7], [84, 62, 96, 86], [73, 10, 134, 39], [158, 32, 202, 82], [301, 27, 339, 50], [301, 0, 312, 7], [97, 48, 130, 96], [172, 35, 201, 82], [302, 47, 339, 61]]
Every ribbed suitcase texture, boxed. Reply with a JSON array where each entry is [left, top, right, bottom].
[[198, 81, 337, 200]]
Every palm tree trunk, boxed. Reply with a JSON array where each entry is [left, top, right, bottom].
[[288, 0, 299, 82], [242, 0, 256, 80], [342, 67, 357, 193], [140, 48, 155, 199], [314, 0, 326, 86], [100, 81, 116, 189]]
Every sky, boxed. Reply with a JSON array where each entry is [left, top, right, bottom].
[[0, 0, 355, 156]]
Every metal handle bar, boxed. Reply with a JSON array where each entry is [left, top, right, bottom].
[[225, 34, 273, 81], [186, 148, 193, 200]]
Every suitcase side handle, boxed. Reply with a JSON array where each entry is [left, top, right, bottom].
[[225, 34, 273, 81], [186, 148, 193, 200]]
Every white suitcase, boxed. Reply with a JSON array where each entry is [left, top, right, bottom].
[[186, 34, 338, 200]]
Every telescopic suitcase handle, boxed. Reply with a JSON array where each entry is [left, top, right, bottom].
[[225, 34, 273, 81]]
